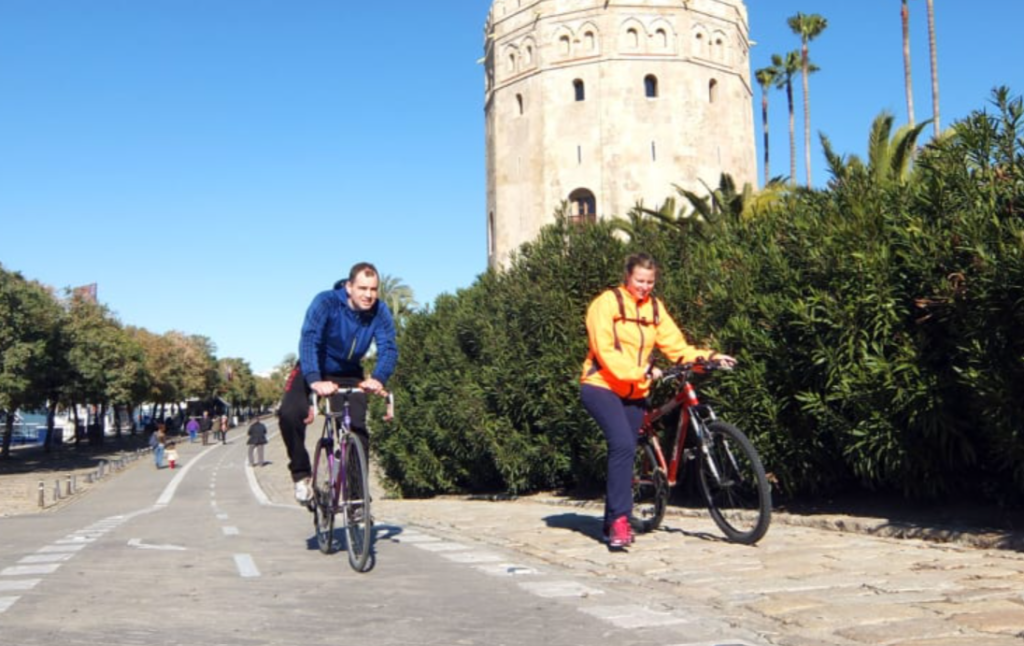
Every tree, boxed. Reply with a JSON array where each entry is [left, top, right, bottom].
[[772, 51, 814, 186], [755, 65, 779, 186], [925, 0, 940, 136], [787, 12, 828, 188], [901, 0, 915, 127], [0, 267, 67, 457], [378, 274, 418, 329]]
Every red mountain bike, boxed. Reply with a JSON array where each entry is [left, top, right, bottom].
[[632, 360, 772, 544]]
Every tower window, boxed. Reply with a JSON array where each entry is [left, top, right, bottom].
[[559, 35, 571, 55], [568, 188, 597, 224], [644, 75, 658, 98], [709, 78, 718, 103], [573, 79, 585, 102], [516, 93, 524, 115]]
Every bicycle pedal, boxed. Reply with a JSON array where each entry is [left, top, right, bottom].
[[683, 448, 696, 461]]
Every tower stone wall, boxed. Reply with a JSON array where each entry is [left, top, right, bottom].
[[484, 0, 756, 267]]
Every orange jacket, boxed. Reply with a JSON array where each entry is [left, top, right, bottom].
[[580, 287, 713, 399]]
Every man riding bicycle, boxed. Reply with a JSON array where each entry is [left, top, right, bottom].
[[279, 261, 398, 504]]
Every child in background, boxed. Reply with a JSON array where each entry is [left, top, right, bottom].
[[166, 442, 179, 469]]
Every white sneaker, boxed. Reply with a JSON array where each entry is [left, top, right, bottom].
[[294, 478, 312, 504]]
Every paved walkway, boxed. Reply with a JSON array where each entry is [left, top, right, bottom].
[[4, 419, 1024, 645]]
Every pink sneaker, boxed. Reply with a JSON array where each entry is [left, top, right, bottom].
[[608, 515, 633, 548]]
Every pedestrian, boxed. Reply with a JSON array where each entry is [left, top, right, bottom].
[[165, 441, 179, 469], [200, 411, 212, 445], [150, 422, 167, 468], [220, 415, 229, 444], [185, 417, 199, 443], [247, 415, 268, 467], [580, 252, 736, 548]]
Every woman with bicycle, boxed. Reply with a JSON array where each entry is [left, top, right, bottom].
[[580, 253, 735, 548]]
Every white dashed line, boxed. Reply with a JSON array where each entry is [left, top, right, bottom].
[[517, 580, 605, 598], [2, 564, 61, 576], [18, 553, 74, 564], [36, 544, 86, 553], [0, 597, 18, 613], [473, 563, 540, 576], [578, 604, 692, 629], [0, 579, 40, 592], [222, 526, 239, 536], [411, 541, 468, 552], [234, 554, 260, 578], [441, 551, 504, 564]]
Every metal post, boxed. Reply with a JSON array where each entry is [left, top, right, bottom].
[[38, 481, 45, 508], [54, 479, 61, 500], [66, 474, 73, 496]]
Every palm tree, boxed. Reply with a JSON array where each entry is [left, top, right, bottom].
[[772, 51, 814, 187], [901, 0, 915, 127], [787, 12, 828, 188], [820, 111, 931, 188], [925, 0, 940, 136], [378, 274, 418, 328], [754, 66, 779, 187]]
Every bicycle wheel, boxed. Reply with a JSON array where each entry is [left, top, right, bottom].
[[311, 438, 336, 554], [631, 439, 668, 533], [342, 434, 372, 572], [697, 421, 771, 544]]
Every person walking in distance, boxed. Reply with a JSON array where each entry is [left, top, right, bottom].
[[580, 253, 736, 548], [278, 261, 398, 505], [200, 411, 213, 445], [247, 415, 268, 467]]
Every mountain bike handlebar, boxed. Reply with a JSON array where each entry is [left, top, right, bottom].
[[656, 357, 735, 383]]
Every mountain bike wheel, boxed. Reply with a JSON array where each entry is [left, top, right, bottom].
[[697, 421, 771, 544], [631, 439, 668, 533], [311, 438, 336, 554], [342, 434, 372, 572]]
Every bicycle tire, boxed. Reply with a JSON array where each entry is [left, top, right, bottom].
[[631, 439, 668, 534], [697, 420, 772, 544], [311, 438, 336, 554], [343, 434, 373, 572]]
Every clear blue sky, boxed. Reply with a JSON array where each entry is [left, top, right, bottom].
[[1, 1, 1021, 375]]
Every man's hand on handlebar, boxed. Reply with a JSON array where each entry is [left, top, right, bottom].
[[311, 380, 339, 397]]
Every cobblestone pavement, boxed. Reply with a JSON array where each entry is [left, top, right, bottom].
[[4, 420, 1024, 645]]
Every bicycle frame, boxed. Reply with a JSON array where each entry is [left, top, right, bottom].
[[639, 374, 707, 487], [318, 389, 361, 514]]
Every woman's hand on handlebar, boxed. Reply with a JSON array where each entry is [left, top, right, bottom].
[[710, 353, 738, 370]]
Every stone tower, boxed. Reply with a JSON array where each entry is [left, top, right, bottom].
[[484, 0, 756, 267]]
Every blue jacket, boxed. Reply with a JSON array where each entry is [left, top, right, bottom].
[[298, 289, 398, 386]]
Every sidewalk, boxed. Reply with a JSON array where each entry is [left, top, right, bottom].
[[251, 416, 1024, 646]]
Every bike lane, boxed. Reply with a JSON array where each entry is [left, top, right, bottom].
[[1, 424, 767, 646]]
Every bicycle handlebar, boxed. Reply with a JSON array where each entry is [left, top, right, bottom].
[[657, 357, 735, 382], [315, 387, 395, 422]]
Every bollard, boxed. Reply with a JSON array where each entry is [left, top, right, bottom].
[[54, 479, 61, 500], [66, 474, 73, 496], [38, 481, 45, 508]]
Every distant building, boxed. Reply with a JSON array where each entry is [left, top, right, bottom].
[[484, 0, 756, 267]]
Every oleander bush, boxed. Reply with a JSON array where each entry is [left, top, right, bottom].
[[377, 88, 1024, 505]]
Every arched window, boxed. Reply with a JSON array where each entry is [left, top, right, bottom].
[[655, 28, 668, 49], [516, 93, 524, 115], [508, 52, 517, 74], [559, 35, 571, 55], [644, 74, 658, 98], [573, 79, 585, 102], [525, 44, 533, 65], [584, 30, 595, 52], [568, 188, 597, 224], [627, 27, 639, 49], [709, 78, 718, 103]]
